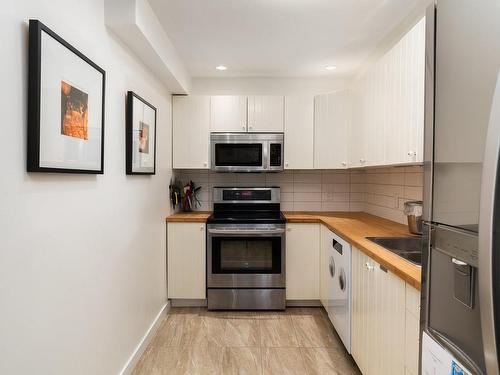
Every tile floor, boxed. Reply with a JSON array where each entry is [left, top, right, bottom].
[[132, 307, 361, 375]]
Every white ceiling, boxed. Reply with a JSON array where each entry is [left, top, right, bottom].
[[149, 0, 425, 78]]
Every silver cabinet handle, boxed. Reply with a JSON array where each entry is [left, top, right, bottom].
[[364, 262, 374, 271], [452, 258, 468, 266]]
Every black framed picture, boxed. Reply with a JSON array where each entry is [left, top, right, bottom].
[[126, 91, 157, 175], [27, 19, 105, 173]]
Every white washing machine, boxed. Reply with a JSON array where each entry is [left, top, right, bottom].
[[324, 229, 351, 353]]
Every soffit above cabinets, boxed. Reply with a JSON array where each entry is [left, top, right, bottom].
[[149, 0, 429, 78]]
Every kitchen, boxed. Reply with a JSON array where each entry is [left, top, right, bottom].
[[1, 0, 500, 374]]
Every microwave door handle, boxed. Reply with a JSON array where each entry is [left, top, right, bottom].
[[263, 141, 269, 170], [479, 70, 500, 375]]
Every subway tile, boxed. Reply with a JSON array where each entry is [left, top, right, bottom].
[[237, 174, 266, 184], [350, 173, 366, 184], [294, 172, 322, 184], [349, 202, 365, 211], [403, 186, 423, 200], [321, 173, 350, 184], [293, 201, 322, 211], [321, 202, 350, 211], [277, 183, 294, 193], [293, 192, 321, 202], [365, 193, 398, 209], [322, 183, 350, 193], [281, 192, 293, 202], [350, 184, 366, 193], [209, 173, 237, 183], [349, 192, 364, 202], [365, 173, 404, 185], [404, 172, 424, 187], [280, 202, 294, 211], [366, 184, 403, 197], [404, 166, 423, 173], [364, 203, 406, 224], [266, 172, 294, 184], [293, 183, 321, 193]]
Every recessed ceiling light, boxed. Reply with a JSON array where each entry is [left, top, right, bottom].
[[216, 65, 227, 71], [325, 65, 337, 71]]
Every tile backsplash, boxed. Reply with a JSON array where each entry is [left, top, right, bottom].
[[174, 166, 423, 225]]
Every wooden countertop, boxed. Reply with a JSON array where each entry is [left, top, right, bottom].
[[285, 212, 421, 290], [166, 212, 211, 222], [165, 211, 422, 289]]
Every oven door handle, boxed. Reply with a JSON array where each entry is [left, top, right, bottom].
[[207, 228, 285, 235]]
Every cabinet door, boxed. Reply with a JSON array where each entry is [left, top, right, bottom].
[[352, 246, 375, 373], [314, 91, 350, 169], [376, 264, 406, 375], [285, 223, 320, 300], [247, 96, 284, 132], [385, 18, 425, 165], [405, 284, 421, 375], [172, 96, 210, 169], [167, 223, 206, 299], [284, 95, 314, 169], [352, 246, 406, 375], [210, 96, 247, 132]]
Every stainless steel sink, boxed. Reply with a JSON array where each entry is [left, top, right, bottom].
[[366, 236, 423, 266]]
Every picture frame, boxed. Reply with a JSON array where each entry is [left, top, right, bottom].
[[126, 91, 157, 175], [27, 19, 106, 174]]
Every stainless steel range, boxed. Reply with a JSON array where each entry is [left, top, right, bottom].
[[206, 187, 286, 310]]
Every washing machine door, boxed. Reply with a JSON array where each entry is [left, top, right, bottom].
[[327, 234, 352, 353]]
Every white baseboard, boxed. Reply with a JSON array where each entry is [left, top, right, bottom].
[[119, 301, 170, 375]]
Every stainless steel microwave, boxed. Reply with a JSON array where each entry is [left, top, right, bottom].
[[210, 133, 284, 172]]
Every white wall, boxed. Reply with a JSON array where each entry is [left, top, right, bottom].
[[0, 1, 172, 374]]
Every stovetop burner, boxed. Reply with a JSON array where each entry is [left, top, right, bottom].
[[207, 210, 286, 224], [208, 187, 285, 225]]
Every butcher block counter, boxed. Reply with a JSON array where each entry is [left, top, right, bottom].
[[166, 211, 211, 222], [284, 212, 421, 290], [165, 211, 422, 289]]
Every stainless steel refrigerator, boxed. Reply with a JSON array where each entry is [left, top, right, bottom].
[[421, 0, 500, 374]]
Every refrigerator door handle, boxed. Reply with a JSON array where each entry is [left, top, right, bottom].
[[479, 70, 500, 375]]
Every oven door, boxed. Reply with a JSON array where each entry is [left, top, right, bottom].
[[207, 224, 286, 288]]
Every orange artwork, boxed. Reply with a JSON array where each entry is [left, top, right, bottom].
[[61, 80, 88, 140]]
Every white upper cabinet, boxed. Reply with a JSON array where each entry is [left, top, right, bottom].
[[385, 18, 425, 165], [351, 17, 425, 167], [284, 95, 314, 169], [210, 95, 248, 132], [247, 96, 285, 132], [172, 95, 210, 169], [314, 90, 351, 169]]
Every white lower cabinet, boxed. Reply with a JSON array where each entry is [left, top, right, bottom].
[[285, 223, 320, 300], [405, 284, 421, 375], [351, 246, 406, 375], [167, 222, 206, 299]]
